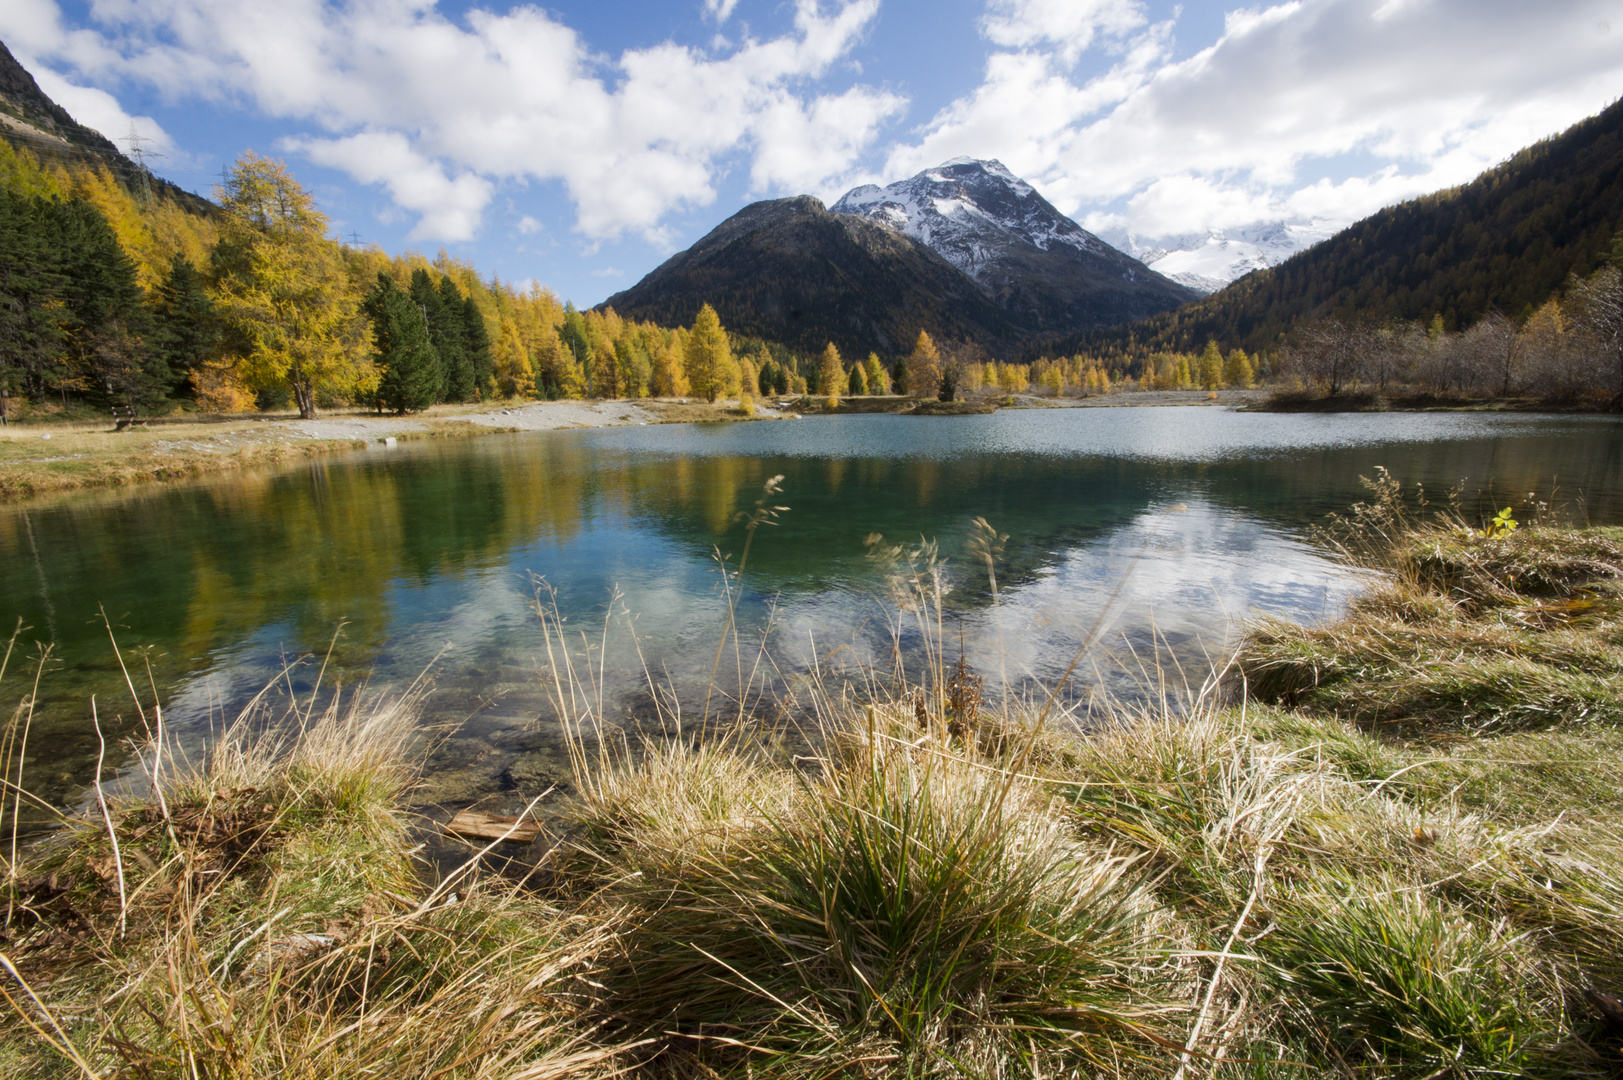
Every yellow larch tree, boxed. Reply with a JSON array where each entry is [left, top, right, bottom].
[[817, 342, 846, 407], [209, 153, 368, 418], [684, 304, 733, 402], [905, 330, 941, 398]]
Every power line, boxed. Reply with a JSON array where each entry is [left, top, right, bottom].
[[123, 122, 163, 204]]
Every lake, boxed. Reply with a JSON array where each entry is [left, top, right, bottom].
[[4, 406, 1622, 820]]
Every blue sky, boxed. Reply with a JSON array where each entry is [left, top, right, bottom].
[[5, 0, 1622, 306]]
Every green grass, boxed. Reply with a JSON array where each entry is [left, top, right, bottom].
[[1260, 876, 1550, 1078], [569, 728, 1177, 1075], [1239, 472, 1623, 734]]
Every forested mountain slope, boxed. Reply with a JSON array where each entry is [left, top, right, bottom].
[[601, 195, 1030, 357], [0, 41, 214, 216], [1065, 97, 1623, 358]]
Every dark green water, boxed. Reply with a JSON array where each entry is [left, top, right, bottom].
[[4, 406, 1622, 817]]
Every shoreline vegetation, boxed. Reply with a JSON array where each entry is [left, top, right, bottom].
[[1255, 388, 1623, 413], [3, 482, 1621, 1077]]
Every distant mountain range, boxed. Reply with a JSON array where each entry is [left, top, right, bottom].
[[1099, 221, 1340, 295], [612, 94, 1623, 365], [0, 40, 214, 215], [607, 100, 1623, 361], [603, 159, 1195, 355]]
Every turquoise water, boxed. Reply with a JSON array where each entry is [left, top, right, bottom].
[[3, 406, 1621, 816]]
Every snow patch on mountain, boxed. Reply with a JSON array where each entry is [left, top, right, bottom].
[[1097, 221, 1338, 294], [831, 159, 1126, 283]]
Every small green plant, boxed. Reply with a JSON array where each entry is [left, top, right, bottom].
[[1484, 505, 1518, 537]]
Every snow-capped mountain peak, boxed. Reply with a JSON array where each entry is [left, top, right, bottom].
[[832, 159, 1111, 280], [829, 159, 1197, 332]]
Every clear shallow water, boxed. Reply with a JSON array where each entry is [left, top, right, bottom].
[[4, 406, 1622, 817]]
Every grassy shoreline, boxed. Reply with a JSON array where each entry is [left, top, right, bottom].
[[0, 413, 495, 504], [0, 400, 725, 505], [3, 492, 1620, 1077]]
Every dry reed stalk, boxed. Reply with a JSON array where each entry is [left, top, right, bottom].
[[2, 644, 46, 893], [98, 608, 176, 842], [1172, 756, 1310, 1079], [703, 474, 786, 724], [0, 953, 100, 1078], [88, 698, 127, 940]]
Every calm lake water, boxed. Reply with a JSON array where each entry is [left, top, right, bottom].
[[4, 406, 1622, 817]]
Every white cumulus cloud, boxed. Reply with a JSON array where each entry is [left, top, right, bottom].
[[2, 0, 901, 243], [980, 0, 1148, 61], [288, 130, 494, 243], [705, 0, 744, 24]]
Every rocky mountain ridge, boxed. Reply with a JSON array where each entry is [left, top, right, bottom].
[[0, 39, 214, 215]]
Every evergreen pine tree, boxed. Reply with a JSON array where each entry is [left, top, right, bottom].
[[54, 197, 158, 407], [462, 296, 494, 398], [848, 356, 868, 395], [0, 189, 68, 413], [751, 347, 774, 396], [364, 272, 438, 414], [435, 276, 475, 401], [407, 268, 451, 402], [151, 254, 220, 397]]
